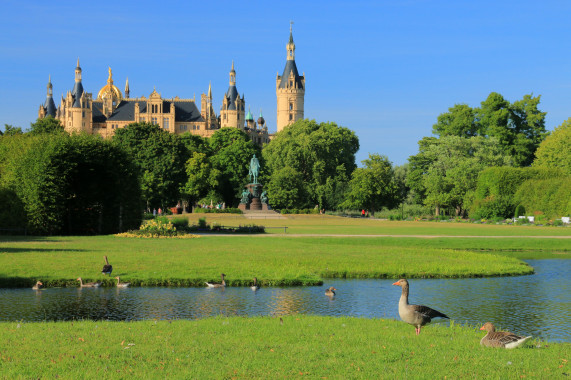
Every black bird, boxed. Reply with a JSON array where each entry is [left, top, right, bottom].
[[102, 255, 113, 275]]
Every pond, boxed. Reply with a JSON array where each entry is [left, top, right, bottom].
[[0, 259, 569, 342]]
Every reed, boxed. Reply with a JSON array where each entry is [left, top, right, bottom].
[[0, 317, 567, 379]]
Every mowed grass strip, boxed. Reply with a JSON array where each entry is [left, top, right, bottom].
[[0, 236, 533, 287], [0, 317, 568, 379], [183, 214, 571, 236]]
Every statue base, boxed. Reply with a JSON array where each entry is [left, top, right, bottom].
[[239, 183, 269, 211]]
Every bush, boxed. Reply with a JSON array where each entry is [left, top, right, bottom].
[[514, 204, 526, 218], [138, 219, 177, 237], [513, 177, 571, 219], [469, 194, 514, 220], [280, 208, 319, 215]]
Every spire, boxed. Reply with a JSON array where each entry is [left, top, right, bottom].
[[107, 67, 114, 85], [71, 58, 84, 102], [44, 75, 56, 117], [229, 61, 236, 86], [246, 106, 254, 121], [287, 22, 295, 60], [125, 77, 130, 99], [208, 81, 212, 98]]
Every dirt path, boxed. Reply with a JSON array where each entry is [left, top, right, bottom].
[[197, 233, 571, 238]]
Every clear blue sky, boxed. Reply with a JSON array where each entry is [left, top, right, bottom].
[[1, 0, 570, 166]]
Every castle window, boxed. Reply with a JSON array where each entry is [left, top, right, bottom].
[[196, 125, 200, 130], [289, 114, 293, 121], [238, 114, 240, 120], [140, 117, 145, 122], [152, 117, 158, 125], [289, 103, 293, 111], [163, 118, 169, 130], [290, 81, 293, 87]]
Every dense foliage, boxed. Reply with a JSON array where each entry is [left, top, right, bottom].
[[513, 177, 571, 219], [113, 123, 188, 209], [469, 167, 565, 219], [0, 133, 141, 234], [263, 119, 359, 210], [340, 154, 400, 215], [432, 92, 547, 167], [29, 117, 65, 135], [532, 118, 571, 174]]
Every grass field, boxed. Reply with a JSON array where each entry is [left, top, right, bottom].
[[0, 316, 568, 379], [0, 235, 539, 287], [182, 213, 571, 236]]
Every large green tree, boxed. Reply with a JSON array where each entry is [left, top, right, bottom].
[[409, 136, 512, 216], [263, 119, 359, 209], [208, 128, 260, 206], [0, 133, 141, 234], [431, 92, 547, 166], [2, 124, 23, 136], [532, 118, 571, 174], [29, 117, 65, 135], [113, 122, 187, 209], [181, 152, 221, 207], [340, 154, 400, 215]]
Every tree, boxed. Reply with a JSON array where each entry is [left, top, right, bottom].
[[263, 119, 359, 210], [533, 118, 571, 174], [409, 136, 512, 216], [2, 124, 23, 136], [264, 166, 306, 209], [432, 104, 479, 137], [208, 128, 260, 206], [113, 122, 187, 209], [181, 151, 221, 207], [431, 92, 547, 167], [1, 133, 141, 235], [340, 154, 399, 215], [29, 117, 65, 135]]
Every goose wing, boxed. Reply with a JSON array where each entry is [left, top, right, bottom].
[[411, 304, 449, 320]]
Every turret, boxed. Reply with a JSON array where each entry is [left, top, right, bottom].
[[276, 23, 305, 132], [125, 77, 130, 99]]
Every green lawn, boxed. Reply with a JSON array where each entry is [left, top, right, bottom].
[[182, 214, 571, 236], [0, 235, 537, 287], [0, 317, 568, 379]]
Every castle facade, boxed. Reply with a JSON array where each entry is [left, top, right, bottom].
[[38, 29, 304, 145]]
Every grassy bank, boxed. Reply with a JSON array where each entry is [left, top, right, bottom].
[[0, 236, 535, 287], [181, 214, 571, 236], [0, 317, 568, 379]]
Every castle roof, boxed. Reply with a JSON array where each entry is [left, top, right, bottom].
[[44, 96, 57, 117], [225, 85, 239, 110], [71, 82, 84, 107], [278, 60, 304, 90], [91, 100, 204, 123]]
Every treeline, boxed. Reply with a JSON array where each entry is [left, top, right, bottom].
[[1, 90, 569, 235]]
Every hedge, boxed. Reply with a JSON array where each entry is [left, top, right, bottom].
[[513, 177, 571, 219]]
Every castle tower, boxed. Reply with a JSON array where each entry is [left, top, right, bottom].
[[201, 81, 217, 129], [220, 61, 245, 128], [276, 23, 305, 132], [39, 75, 57, 118], [245, 106, 255, 129]]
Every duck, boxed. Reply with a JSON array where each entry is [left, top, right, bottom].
[[250, 277, 259, 291], [101, 255, 113, 275], [325, 286, 337, 296], [77, 277, 101, 288], [392, 278, 449, 335], [205, 273, 226, 288], [480, 322, 532, 348], [115, 276, 130, 288], [32, 281, 43, 290]]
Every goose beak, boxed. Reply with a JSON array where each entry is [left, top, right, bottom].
[[392, 281, 400, 286], [479, 326, 485, 331]]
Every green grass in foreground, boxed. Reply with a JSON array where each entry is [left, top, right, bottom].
[[0, 317, 568, 379], [0, 236, 534, 287]]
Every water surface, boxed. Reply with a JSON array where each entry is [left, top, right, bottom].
[[0, 259, 569, 342]]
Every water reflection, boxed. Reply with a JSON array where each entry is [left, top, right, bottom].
[[0, 260, 569, 342]]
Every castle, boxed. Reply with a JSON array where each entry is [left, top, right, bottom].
[[38, 27, 305, 145]]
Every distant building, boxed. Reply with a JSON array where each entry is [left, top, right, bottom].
[[38, 27, 304, 144]]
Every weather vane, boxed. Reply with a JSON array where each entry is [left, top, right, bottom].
[[290, 20, 294, 32]]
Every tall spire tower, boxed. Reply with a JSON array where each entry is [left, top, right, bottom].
[[220, 61, 245, 128], [276, 22, 305, 132]]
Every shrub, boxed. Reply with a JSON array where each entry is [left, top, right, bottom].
[[513, 177, 571, 219], [514, 204, 526, 218], [198, 217, 208, 229], [194, 208, 242, 214], [138, 219, 177, 237]]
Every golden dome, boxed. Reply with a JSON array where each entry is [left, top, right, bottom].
[[97, 67, 123, 103]]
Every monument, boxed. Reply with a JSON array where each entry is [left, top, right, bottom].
[[239, 154, 271, 211]]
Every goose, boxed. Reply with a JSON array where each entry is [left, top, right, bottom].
[[480, 322, 532, 348], [392, 278, 449, 335], [77, 277, 101, 288], [205, 273, 226, 288], [101, 256, 113, 275], [115, 276, 130, 288], [32, 281, 43, 290], [250, 277, 259, 291], [325, 286, 337, 296]]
